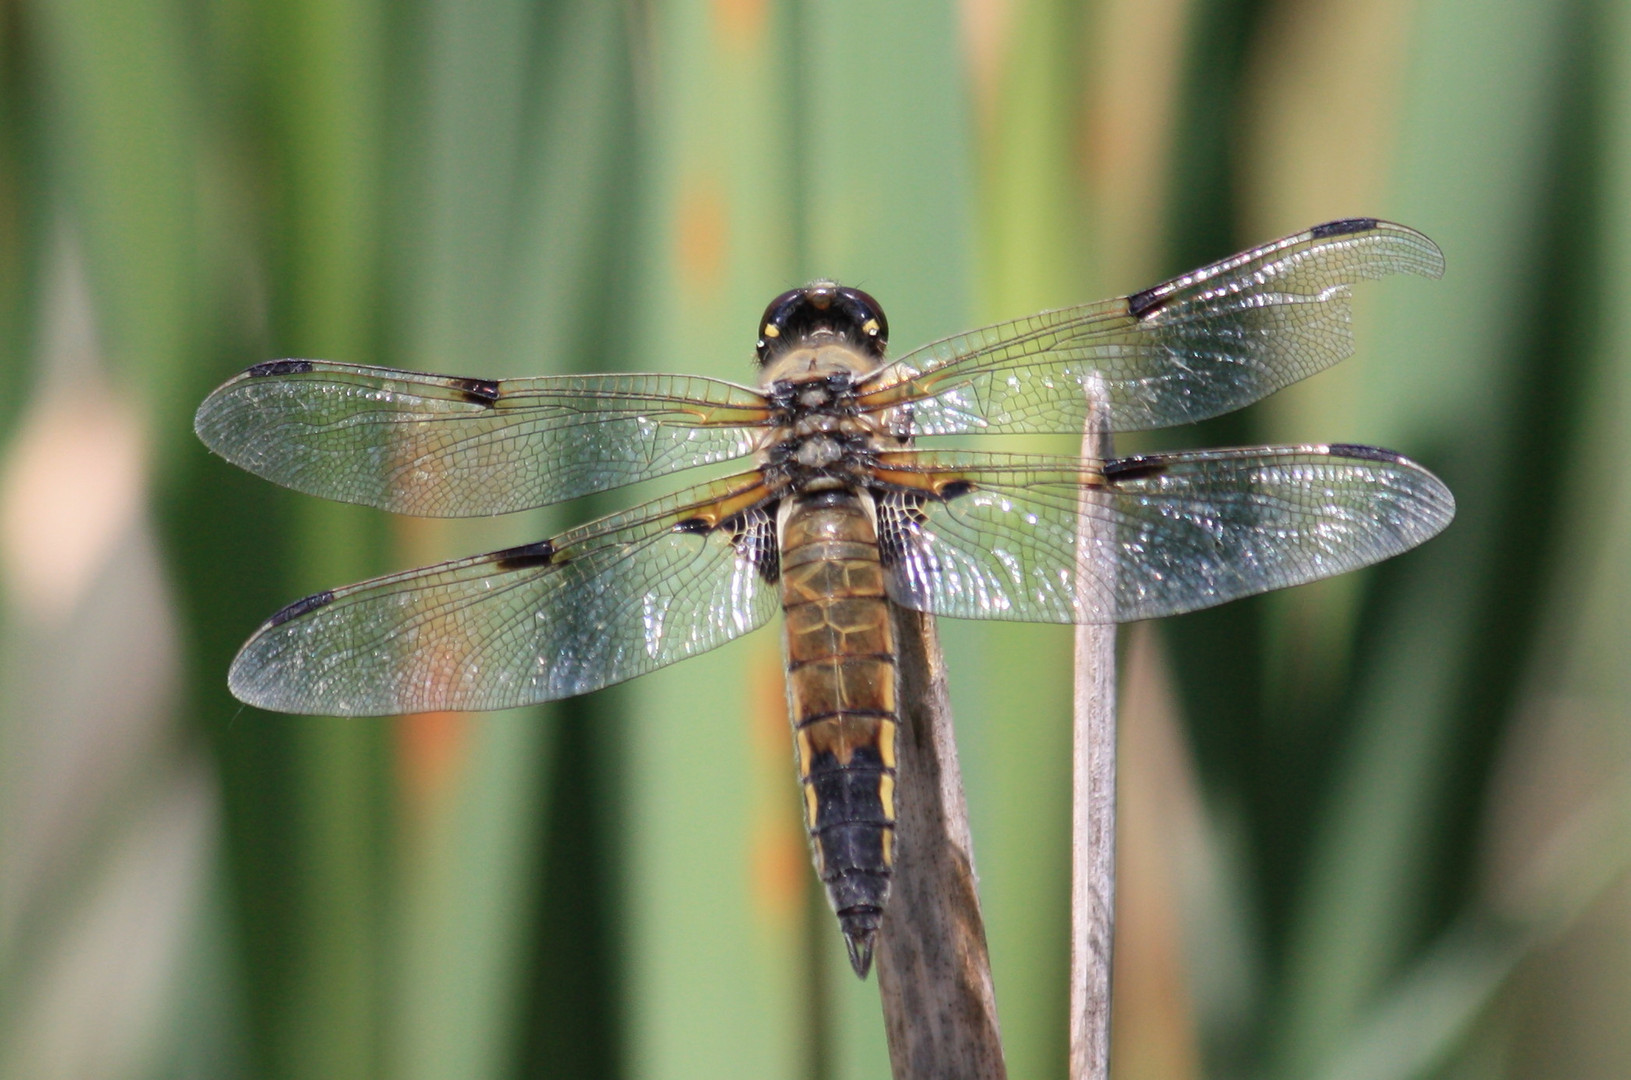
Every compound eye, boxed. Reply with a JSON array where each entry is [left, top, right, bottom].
[[756, 287, 806, 362], [840, 286, 889, 349]]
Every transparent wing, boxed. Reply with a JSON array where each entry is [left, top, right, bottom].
[[228, 473, 781, 715], [875, 445, 1455, 623], [195, 360, 771, 517], [858, 219, 1444, 436]]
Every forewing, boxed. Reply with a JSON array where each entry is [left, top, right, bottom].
[[195, 360, 770, 516], [876, 446, 1455, 623], [229, 473, 781, 714], [859, 219, 1444, 436]]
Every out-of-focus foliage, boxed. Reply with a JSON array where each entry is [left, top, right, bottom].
[[0, 0, 1625, 1078]]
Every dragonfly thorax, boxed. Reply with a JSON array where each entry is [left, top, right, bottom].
[[758, 370, 889, 494], [760, 427, 878, 493]]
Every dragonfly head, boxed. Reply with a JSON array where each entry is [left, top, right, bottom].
[[755, 281, 889, 367]]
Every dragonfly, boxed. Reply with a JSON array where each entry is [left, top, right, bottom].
[[196, 217, 1454, 978]]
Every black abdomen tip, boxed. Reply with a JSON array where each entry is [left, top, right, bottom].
[[839, 906, 883, 978]]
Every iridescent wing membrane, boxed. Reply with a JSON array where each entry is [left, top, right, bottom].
[[197, 219, 1453, 715], [857, 218, 1444, 435], [229, 473, 782, 715], [874, 446, 1454, 625], [195, 362, 770, 517]]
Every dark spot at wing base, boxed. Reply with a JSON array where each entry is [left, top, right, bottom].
[[493, 540, 557, 572], [672, 517, 712, 535], [452, 377, 501, 406], [267, 589, 335, 628], [1310, 217, 1378, 239], [1325, 443, 1404, 464], [248, 359, 315, 377], [1103, 456, 1169, 482], [937, 479, 974, 499]]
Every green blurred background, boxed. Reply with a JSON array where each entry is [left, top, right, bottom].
[[2, 0, 1628, 1077]]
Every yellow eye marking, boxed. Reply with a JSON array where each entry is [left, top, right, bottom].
[[861, 318, 880, 337], [762, 323, 780, 338]]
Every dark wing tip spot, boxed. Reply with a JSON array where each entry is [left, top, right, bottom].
[[1310, 217, 1378, 239], [267, 589, 335, 628], [1103, 456, 1169, 481], [492, 540, 557, 572], [248, 359, 315, 378], [1325, 443, 1404, 464], [452, 377, 501, 406]]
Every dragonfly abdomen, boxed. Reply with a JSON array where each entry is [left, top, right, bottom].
[[779, 490, 899, 979]]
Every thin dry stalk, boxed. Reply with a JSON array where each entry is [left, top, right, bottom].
[[1070, 379, 1118, 1080], [876, 605, 1006, 1079]]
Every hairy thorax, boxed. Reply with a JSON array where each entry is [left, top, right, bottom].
[[756, 336, 894, 495]]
